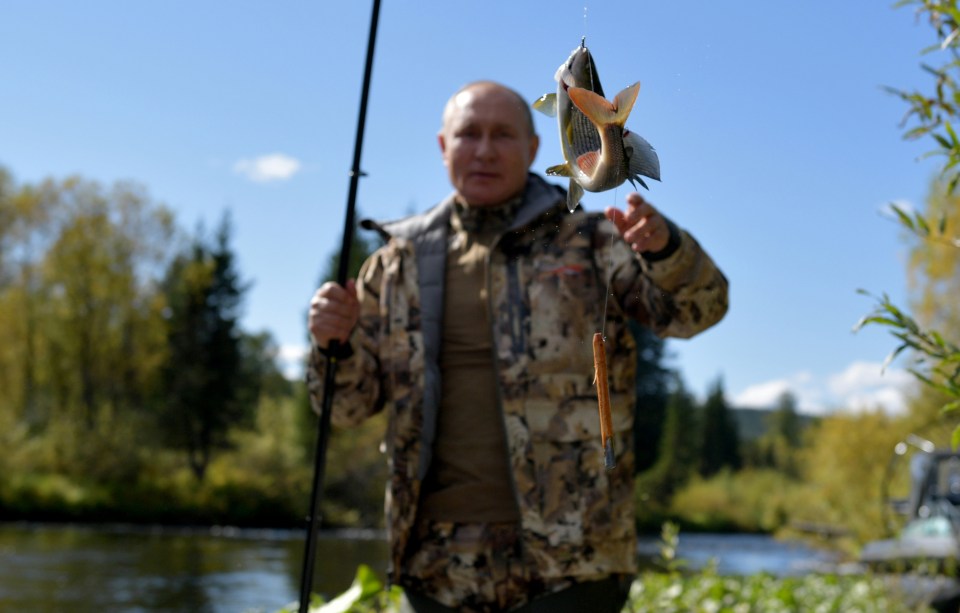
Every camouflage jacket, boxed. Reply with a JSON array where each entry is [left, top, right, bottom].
[[307, 174, 728, 584]]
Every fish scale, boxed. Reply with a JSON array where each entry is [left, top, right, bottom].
[[570, 108, 601, 160]]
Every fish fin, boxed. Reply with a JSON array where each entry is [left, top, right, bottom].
[[623, 129, 661, 183], [567, 180, 584, 213], [546, 163, 572, 177], [611, 82, 641, 122], [576, 151, 600, 174], [568, 82, 640, 126], [533, 93, 557, 117]]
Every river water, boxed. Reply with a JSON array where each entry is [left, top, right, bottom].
[[0, 523, 840, 612]]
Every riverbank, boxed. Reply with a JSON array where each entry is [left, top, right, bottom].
[[0, 521, 857, 613]]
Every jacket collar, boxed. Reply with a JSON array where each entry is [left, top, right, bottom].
[[361, 174, 567, 242]]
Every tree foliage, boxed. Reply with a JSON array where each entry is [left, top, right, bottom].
[[697, 378, 741, 477], [743, 392, 803, 476], [858, 0, 960, 446], [636, 376, 700, 507], [795, 411, 910, 545], [630, 322, 673, 474], [0, 174, 175, 479], [159, 213, 256, 481]]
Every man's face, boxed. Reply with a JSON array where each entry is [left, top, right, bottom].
[[438, 84, 539, 207]]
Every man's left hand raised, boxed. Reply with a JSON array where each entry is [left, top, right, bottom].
[[604, 193, 671, 255]]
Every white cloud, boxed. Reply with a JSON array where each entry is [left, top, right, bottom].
[[733, 371, 824, 415], [278, 343, 310, 380], [827, 361, 914, 414], [733, 379, 794, 407], [733, 361, 914, 416], [233, 153, 302, 183]]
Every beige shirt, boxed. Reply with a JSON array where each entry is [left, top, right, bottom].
[[417, 200, 521, 523]]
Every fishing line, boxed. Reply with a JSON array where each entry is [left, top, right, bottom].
[[599, 185, 618, 340]]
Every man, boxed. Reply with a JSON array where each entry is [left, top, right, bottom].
[[307, 81, 728, 612]]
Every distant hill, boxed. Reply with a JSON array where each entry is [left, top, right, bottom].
[[730, 406, 818, 441]]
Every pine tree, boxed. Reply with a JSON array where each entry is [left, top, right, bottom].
[[159, 213, 254, 481], [630, 322, 673, 473], [698, 378, 741, 477], [637, 375, 699, 505]]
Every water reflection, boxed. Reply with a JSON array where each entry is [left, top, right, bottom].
[[0, 523, 835, 612], [0, 523, 387, 612]]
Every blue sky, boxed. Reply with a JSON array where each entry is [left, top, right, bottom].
[[0, 1, 944, 414]]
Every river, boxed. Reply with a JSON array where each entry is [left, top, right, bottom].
[[0, 523, 840, 612]]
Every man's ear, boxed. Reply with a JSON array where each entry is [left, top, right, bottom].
[[528, 134, 540, 166]]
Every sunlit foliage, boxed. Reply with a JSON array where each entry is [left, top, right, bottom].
[[859, 0, 960, 445]]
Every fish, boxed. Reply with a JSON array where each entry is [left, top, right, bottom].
[[533, 38, 660, 212]]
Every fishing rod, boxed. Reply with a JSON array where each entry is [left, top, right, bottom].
[[298, 0, 381, 611]]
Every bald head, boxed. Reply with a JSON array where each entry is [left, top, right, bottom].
[[442, 81, 536, 137]]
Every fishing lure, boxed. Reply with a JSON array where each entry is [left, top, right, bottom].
[[593, 332, 616, 469]]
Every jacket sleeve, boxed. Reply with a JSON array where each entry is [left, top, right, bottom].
[[306, 250, 387, 427], [603, 217, 729, 339]]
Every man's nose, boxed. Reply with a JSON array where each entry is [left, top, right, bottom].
[[475, 133, 496, 158]]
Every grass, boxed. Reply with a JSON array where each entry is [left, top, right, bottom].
[[270, 566, 934, 613], [269, 524, 936, 613]]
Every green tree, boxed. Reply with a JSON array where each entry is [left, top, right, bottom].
[[0, 175, 174, 479], [698, 378, 741, 477], [768, 391, 802, 448], [159, 213, 255, 481], [745, 391, 803, 477], [795, 411, 909, 544], [0, 174, 68, 427], [636, 375, 700, 508], [240, 330, 294, 402], [630, 322, 673, 473]]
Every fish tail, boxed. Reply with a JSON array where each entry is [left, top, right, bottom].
[[568, 82, 640, 127]]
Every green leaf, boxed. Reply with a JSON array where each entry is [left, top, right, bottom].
[[946, 121, 959, 147], [934, 133, 954, 149], [891, 204, 916, 230], [883, 344, 910, 372], [859, 316, 904, 329], [314, 565, 383, 613]]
